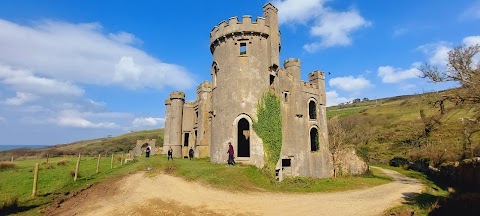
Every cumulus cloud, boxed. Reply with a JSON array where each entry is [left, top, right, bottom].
[[329, 76, 373, 92], [0, 19, 195, 89], [4, 92, 37, 106], [55, 109, 118, 128], [326, 90, 353, 106], [132, 117, 165, 128], [463, 36, 480, 46], [417, 42, 451, 66], [272, 0, 370, 51], [377, 63, 422, 83]]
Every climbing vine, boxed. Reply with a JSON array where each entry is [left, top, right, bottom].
[[253, 91, 282, 177]]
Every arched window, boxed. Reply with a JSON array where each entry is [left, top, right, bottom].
[[309, 99, 317, 120], [211, 61, 219, 87], [237, 118, 250, 157], [310, 127, 319, 152]]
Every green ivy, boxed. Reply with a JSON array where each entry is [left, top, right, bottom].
[[253, 91, 282, 177]]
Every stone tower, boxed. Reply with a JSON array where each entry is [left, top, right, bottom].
[[164, 3, 332, 178]]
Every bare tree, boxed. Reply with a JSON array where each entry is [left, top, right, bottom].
[[328, 117, 347, 178], [420, 44, 480, 158]]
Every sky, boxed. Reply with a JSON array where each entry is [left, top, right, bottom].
[[0, 0, 479, 146]]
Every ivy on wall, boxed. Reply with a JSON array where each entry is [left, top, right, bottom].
[[253, 91, 283, 176]]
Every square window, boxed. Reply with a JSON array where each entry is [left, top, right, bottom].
[[240, 43, 247, 55]]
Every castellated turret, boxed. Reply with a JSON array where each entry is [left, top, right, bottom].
[[164, 3, 332, 179], [162, 91, 185, 157]]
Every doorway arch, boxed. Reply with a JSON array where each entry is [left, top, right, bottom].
[[234, 114, 252, 158]]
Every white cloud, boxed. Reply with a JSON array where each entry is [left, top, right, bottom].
[[0, 64, 84, 96], [272, 0, 327, 24], [417, 42, 451, 66], [377, 63, 421, 83], [393, 27, 408, 37], [132, 117, 165, 127], [272, 0, 370, 51], [463, 36, 480, 46], [4, 92, 37, 106], [326, 90, 352, 106], [56, 110, 118, 128], [329, 76, 373, 92], [0, 19, 195, 89], [304, 10, 371, 51]]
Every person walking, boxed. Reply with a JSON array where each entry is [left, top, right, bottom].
[[227, 142, 235, 166], [189, 147, 194, 160], [167, 147, 173, 161]]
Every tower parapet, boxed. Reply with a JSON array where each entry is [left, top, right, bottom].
[[284, 58, 301, 68], [196, 81, 212, 95], [169, 91, 185, 100], [210, 16, 270, 53]]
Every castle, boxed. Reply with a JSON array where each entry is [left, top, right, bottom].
[[163, 3, 332, 178]]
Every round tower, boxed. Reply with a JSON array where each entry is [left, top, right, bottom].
[[167, 91, 185, 158], [208, 4, 279, 166]]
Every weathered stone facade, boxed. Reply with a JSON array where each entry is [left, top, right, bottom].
[[163, 3, 332, 178]]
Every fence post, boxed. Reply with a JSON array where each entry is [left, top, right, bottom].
[[74, 154, 81, 181], [96, 153, 101, 174], [111, 153, 114, 169], [32, 163, 39, 197], [46, 154, 49, 164], [11, 156, 13, 162], [120, 154, 123, 166]]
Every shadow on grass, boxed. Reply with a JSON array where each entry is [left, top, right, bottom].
[[0, 204, 41, 215], [429, 192, 480, 216]]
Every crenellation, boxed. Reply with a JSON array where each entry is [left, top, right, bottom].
[[229, 16, 238, 25], [170, 91, 185, 100]]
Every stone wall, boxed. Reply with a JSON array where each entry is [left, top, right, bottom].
[[334, 148, 368, 177]]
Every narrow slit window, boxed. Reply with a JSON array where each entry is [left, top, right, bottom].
[[240, 43, 247, 55]]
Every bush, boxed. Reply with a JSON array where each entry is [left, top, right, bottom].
[[389, 157, 409, 167], [0, 162, 16, 170], [56, 160, 69, 166]]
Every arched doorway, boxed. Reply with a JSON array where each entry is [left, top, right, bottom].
[[237, 118, 250, 157], [310, 127, 319, 152]]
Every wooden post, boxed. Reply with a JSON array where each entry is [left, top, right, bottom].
[[120, 154, 123, 166], [11, 156, 13, 162], [46, 154, 49, 164], [111, 153, 114, 169], [74, 154, 81, 181], [32, 163, 39, 197], [96, 153, 101, 174]]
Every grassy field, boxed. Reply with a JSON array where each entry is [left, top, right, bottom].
[[1, 155, 392, 215]]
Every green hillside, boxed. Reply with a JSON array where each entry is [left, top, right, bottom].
[[0, 129, 163, 161], [328, 90, 479, 165]]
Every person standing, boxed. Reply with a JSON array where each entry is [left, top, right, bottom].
[[189, 147, 194, 160], [145, 145, 151, 158], [227, 142, 235, 166], [167, 147, 173, 161]]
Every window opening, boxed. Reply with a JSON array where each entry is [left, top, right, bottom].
[[282, 158, 291, 167], [284, 92, 288, 103], [309, 100, 317, 119], [240, 43, 247, 55], [310, 128, 319, 152], [184, 133, 189, 147]]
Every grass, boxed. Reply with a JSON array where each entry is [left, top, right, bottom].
[[375, 164, 449, 216], [0, 155, 392, 215]]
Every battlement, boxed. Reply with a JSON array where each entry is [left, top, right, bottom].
[[308, 70, 325, 81], [165, 98, 171, 105], [210, 15, 270, 46], [284, 58, 301, 68], [169, 91, 185, 100], [196, 81, 212, 94]]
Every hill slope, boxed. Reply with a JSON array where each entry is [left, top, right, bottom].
[[328, 90, 479, 164], [0, 129, 163, 160]]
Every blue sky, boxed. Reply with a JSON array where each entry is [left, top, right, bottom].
[[1, 0, 479, 146]]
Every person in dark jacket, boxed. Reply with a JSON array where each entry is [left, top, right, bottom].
[[189, 148, 194, 160], [145, 145, 151, 158], [167, 147, 173, 161], [227, 142, 235, 166]]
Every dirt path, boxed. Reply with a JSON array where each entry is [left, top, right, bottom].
[[48, 167, 423, 216]]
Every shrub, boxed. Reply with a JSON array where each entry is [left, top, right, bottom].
[[389, 157, 409, 167], [0, 162, 16, 170]]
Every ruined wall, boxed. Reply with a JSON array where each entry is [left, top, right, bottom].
[[334, 148, 368, 176], [195, 81, 212, 158], [134, 139, 156, 157]]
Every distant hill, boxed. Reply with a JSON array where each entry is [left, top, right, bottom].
[[327, 89, 479, 165], [0, 129, 163, 161]]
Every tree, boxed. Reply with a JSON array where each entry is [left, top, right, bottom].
[[420, 44, 480, 159]]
